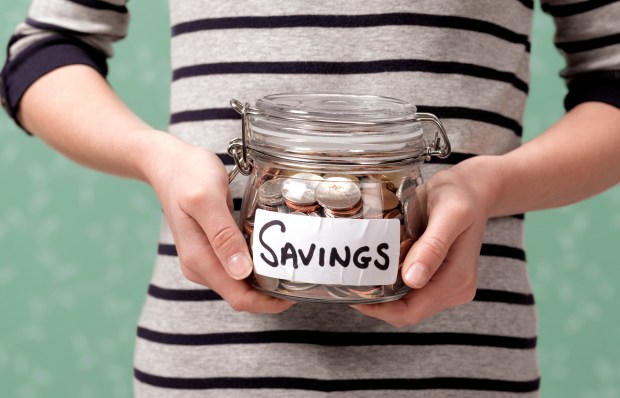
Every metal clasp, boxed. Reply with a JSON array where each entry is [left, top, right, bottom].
[[228, 99, 260, 183], [416, 112, 452, 161]]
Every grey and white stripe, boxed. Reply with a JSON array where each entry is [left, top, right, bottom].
[[3, 0, 620, 396]]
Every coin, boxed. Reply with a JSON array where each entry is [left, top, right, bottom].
[[368, 174, 397, 193], [400, 238, 414, 262], [325, 285, 351, 298], [397, 176, 418, 199], [349, 285, 383, 299], [258, 178, 285, 206], [254, 273, 280, 291], [316, 177, 362, 211], [362, 187, 400, 211], [279, 280, 317, 291], [243, 220, 254, 235], [323, 199, 363, 218], [281, 173, 324, 206], [285, 201, 321, 213], [257, 202, 278, 212], [383, 208, 402, 220], [322, 174, 360, 183]]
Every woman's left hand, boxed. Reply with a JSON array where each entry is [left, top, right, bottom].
[[353, 157, 497, 328]]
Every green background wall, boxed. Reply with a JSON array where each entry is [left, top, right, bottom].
[[1, 1, 619, 397]]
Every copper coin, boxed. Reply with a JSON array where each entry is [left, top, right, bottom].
[[362, 188, 400, 211], [258, 178, 285, 206], [368, 174, 397, 193], [324, 199, 362, 218], [281, 173, 323, 206], [383, 209, 402, 220], [316, 177, 362, 211], [243, 220, 254, 235], [400, 238, 414, 262], [285, 200, 321, 213], [256, 167, 281, 187]]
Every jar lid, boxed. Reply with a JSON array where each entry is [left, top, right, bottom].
[[247, 93, 425, 165], [255, 93, 418, 124]]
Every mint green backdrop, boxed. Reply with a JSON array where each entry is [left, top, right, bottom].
[[1, 1, 619, 397]]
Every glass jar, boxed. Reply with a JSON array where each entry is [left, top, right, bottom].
[[227, 93, 451, 304]]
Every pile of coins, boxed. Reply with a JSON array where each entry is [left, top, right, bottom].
[[242, 169, 418, 303]]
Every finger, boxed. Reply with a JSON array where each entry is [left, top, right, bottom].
[[170, 207, 294, 313], [181, 181, 253, 280], [402, 198, 475, 289], [357, 226, 482, 327]]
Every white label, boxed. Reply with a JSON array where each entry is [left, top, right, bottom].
[[252, 209, 400, 286]]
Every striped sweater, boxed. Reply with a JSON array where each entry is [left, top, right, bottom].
[[2, 1, 620, 397]]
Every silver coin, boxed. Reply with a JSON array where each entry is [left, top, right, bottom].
[[315, 177, 361, 211], [277, 205, 290, 214], [280, 173, 324, 206], [349, 285, 383, 298], [279, 280, 317, 291], [254, 273, 280, 291], [325, 285, 351, 298], [322, 174, 360, 183], [258, 178, 285, 206]]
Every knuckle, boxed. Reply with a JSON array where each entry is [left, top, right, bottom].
[[419, 236, 449, 263], [211, 225, 239, 251], [458, 284, 477, 305], [228, 296, 250, 313], [181, 188, 208, 208], [178, 249, 201, 272], [179, 264, 201, 284], [389, 320, 407, 329], [450, 199, 475, 223]]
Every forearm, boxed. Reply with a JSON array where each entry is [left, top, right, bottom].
[[466, 102, 620, 217], [18, 64, 178, 183]]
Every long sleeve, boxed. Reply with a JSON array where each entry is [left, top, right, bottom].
[[0, 0, 129, 129], [542, 0, 620, 111]]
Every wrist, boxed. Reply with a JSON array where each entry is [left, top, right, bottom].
[[132, 129, 189, 186], [449, 155, 509, 218]]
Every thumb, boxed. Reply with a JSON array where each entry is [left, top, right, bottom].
[[401, 203, 472, 288], [195, 194, 253, 280]]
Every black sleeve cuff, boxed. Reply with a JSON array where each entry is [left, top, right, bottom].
[[0, 35, 108, 133], [564, 70, 620, 112]]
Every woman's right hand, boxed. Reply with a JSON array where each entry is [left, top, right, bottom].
[[141, 131, 294, 314]]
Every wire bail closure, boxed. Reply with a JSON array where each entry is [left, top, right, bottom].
[[228, 99, 258, 183], [227, 98, 452, 183], [416, 112, 452, 161]]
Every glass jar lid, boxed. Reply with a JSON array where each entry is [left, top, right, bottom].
[[255, 93, 418, 124], [247, 93, 425, 165]]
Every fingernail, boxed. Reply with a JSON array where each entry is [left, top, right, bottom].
[[227, 253, 253, 280], [404, 262, 429, 288]]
